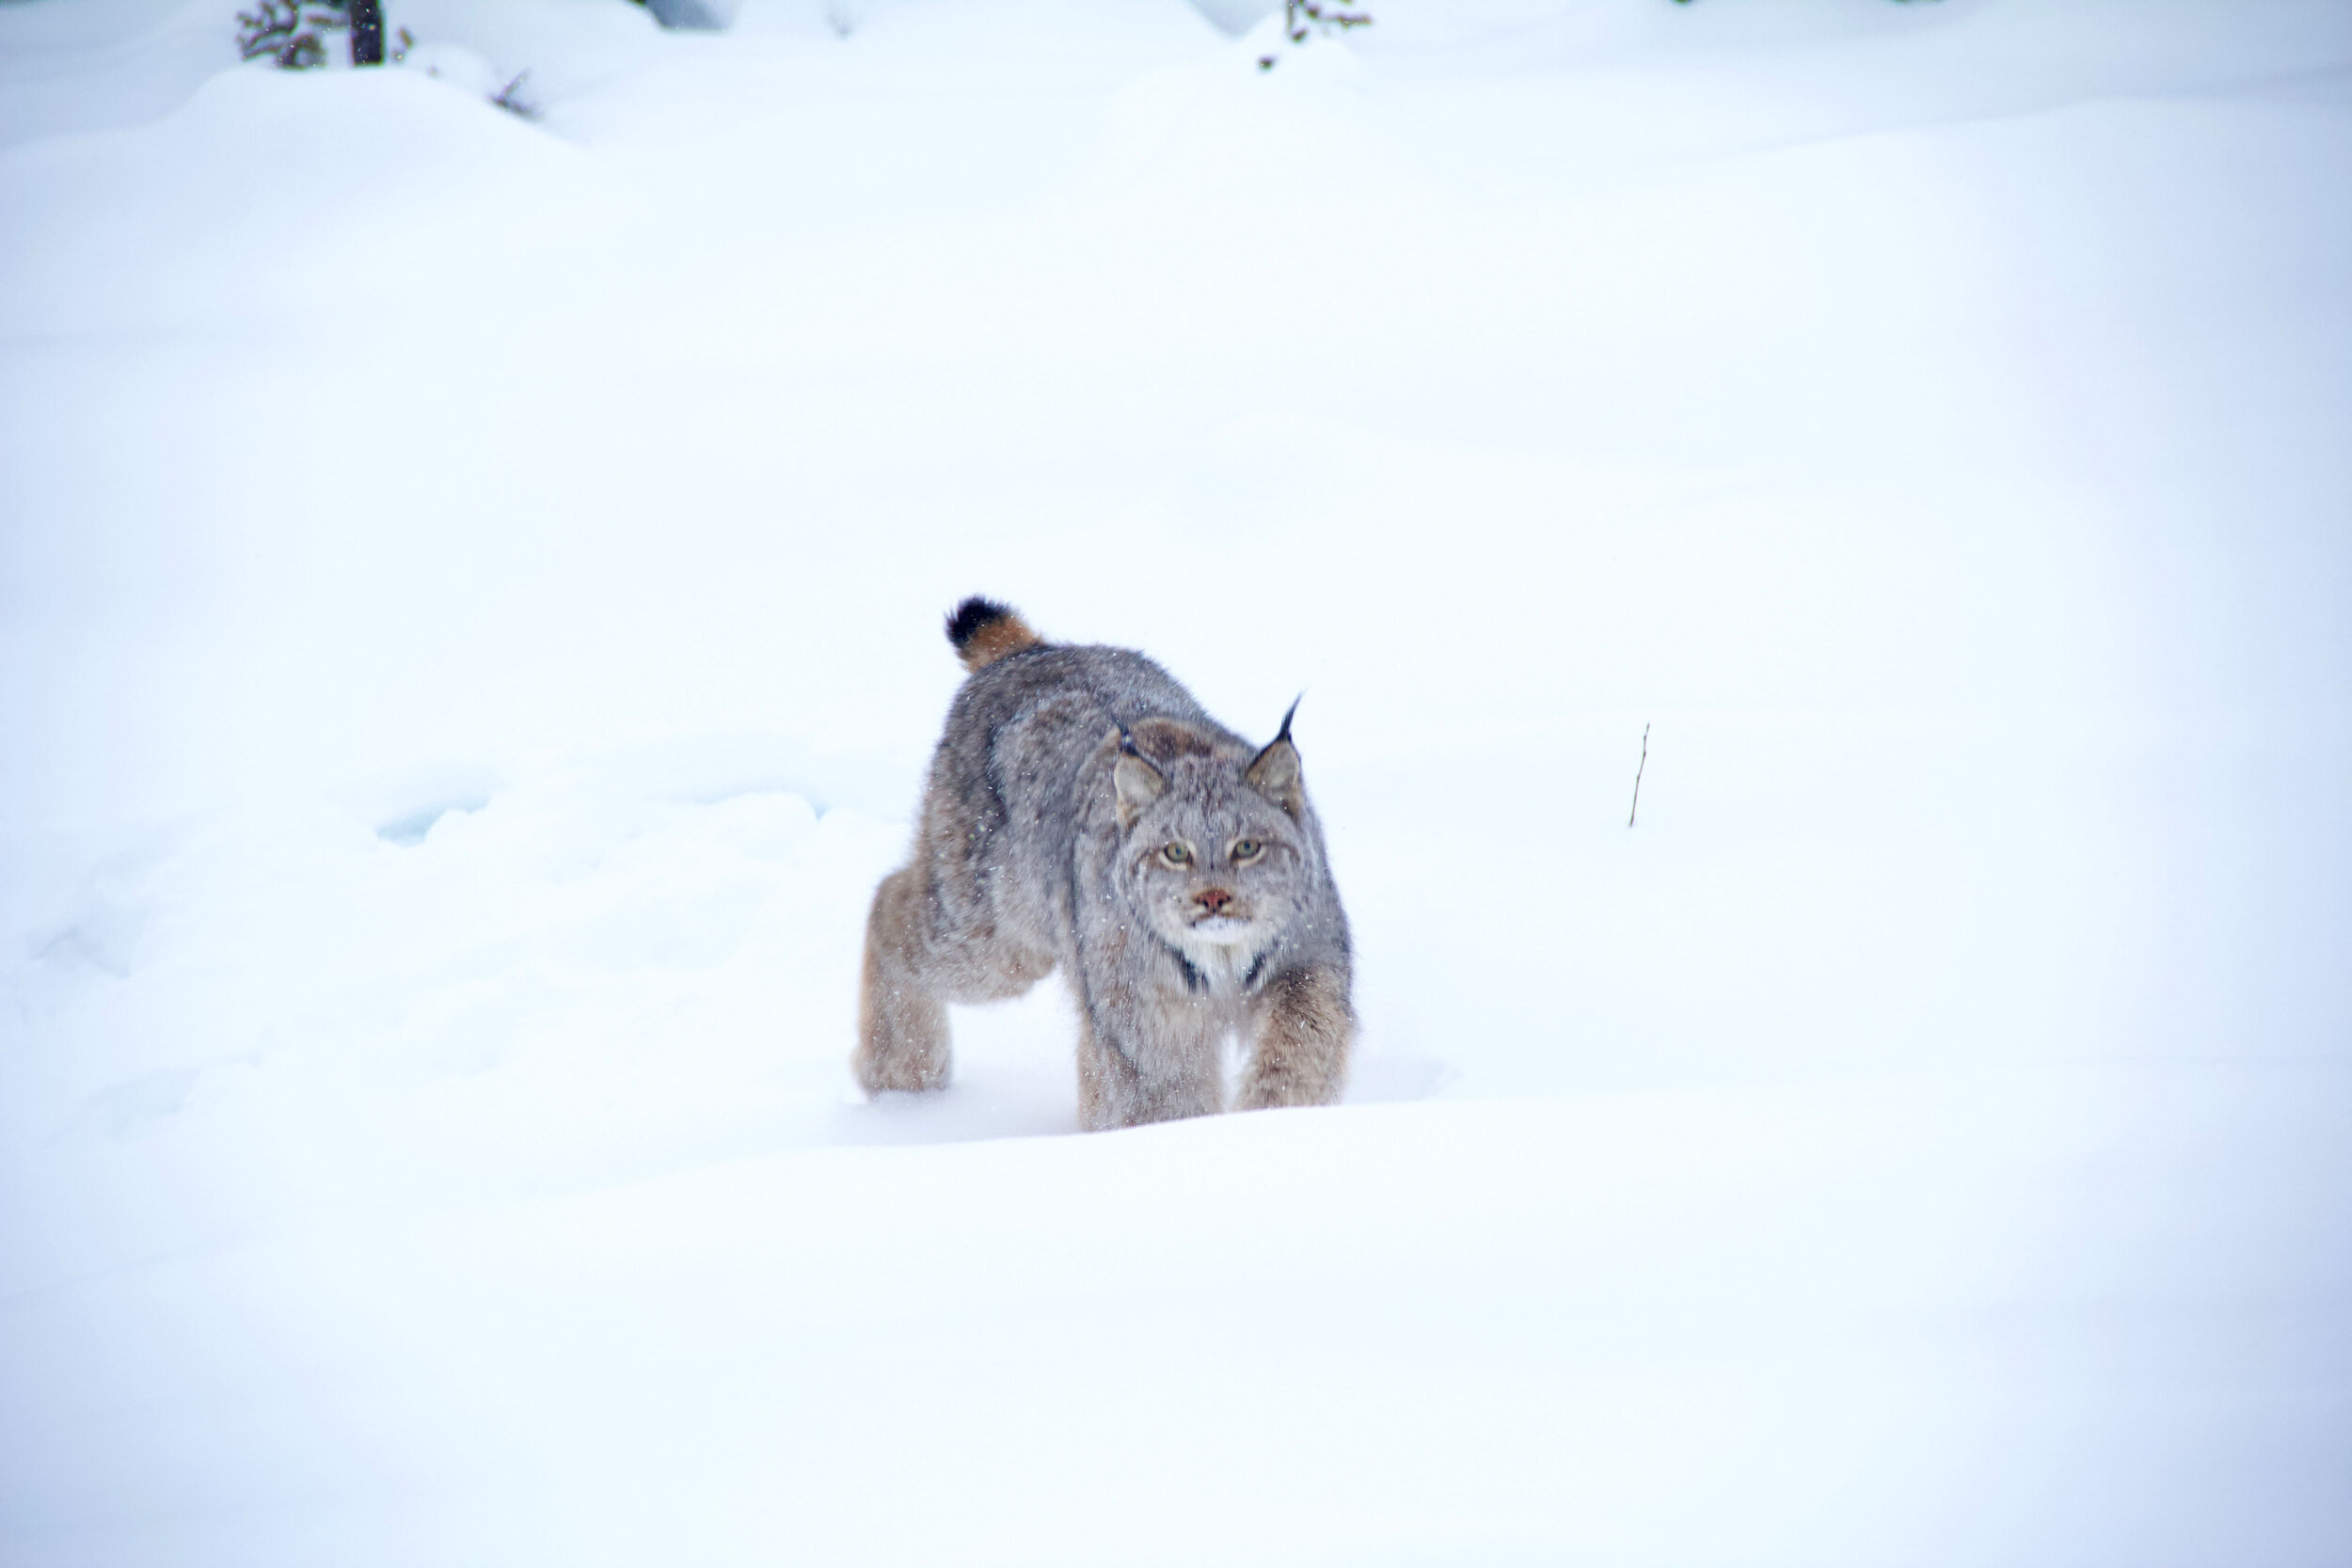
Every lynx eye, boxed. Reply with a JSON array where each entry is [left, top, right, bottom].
[[1162, 843, 1192, 865], [1231, 838, 1263, 863]]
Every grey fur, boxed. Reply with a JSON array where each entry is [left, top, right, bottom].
[[855, 610, 1355, 1130]]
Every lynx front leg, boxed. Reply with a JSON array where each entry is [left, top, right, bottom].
[[1236, 965, 1354, 1112], [853, 868, 950, 1093], [1073, 994, 1225, 1131], [1075, 1012, 1145, 1132]]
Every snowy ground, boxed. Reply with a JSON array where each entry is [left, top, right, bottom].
[[3, 0, 2350, 1562]]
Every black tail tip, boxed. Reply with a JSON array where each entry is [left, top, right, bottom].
[[945, 595, 1014, 652]]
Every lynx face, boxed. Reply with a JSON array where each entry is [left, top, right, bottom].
[[1111, 728, 1313, 962]]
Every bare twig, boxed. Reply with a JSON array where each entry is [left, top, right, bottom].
[[490, 71, 544, 120], [1628, 722, 1649, 829], [1281, 0, 1373, 44]]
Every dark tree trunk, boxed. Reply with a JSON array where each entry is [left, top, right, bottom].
[[349, 0, 384, 65]]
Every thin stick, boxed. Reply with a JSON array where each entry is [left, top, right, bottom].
[[1628, 723, 1649, 829]]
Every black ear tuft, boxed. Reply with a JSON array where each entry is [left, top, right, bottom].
[[1246, 695, 1307, 816], [945, 596, 1014, 654], [1273, 693, 1301, 745]]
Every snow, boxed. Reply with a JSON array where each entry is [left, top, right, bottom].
[[4, 0, 2350, 1561]]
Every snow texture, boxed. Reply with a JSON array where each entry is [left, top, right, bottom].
[[2, 0, 2349, 1563]]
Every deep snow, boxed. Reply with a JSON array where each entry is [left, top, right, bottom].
[[3, 0, 2350, 1562]]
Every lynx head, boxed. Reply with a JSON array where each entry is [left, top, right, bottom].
[[1109, 703, 1314, 958]]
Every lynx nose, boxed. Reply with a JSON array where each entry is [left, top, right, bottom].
[[1195, 887, 1234, 916]]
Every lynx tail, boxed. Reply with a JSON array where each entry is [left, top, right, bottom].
[[945, 595, 1043, 673]]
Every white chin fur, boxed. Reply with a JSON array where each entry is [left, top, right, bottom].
[[1184, 915, 1256, 946]]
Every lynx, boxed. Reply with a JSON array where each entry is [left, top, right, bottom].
[[854, 597, 1355, 1130]]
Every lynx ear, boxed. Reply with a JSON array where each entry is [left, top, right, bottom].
[[1246, 696, 1306, 817], [1112, 728, 1166, 829]]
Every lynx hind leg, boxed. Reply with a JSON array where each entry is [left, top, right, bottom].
[[853, 868, 950, 1094], [1236, 965, 1354, 1113]]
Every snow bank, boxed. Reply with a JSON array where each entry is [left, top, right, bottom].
[[8, 1068, 2349, 1564]]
